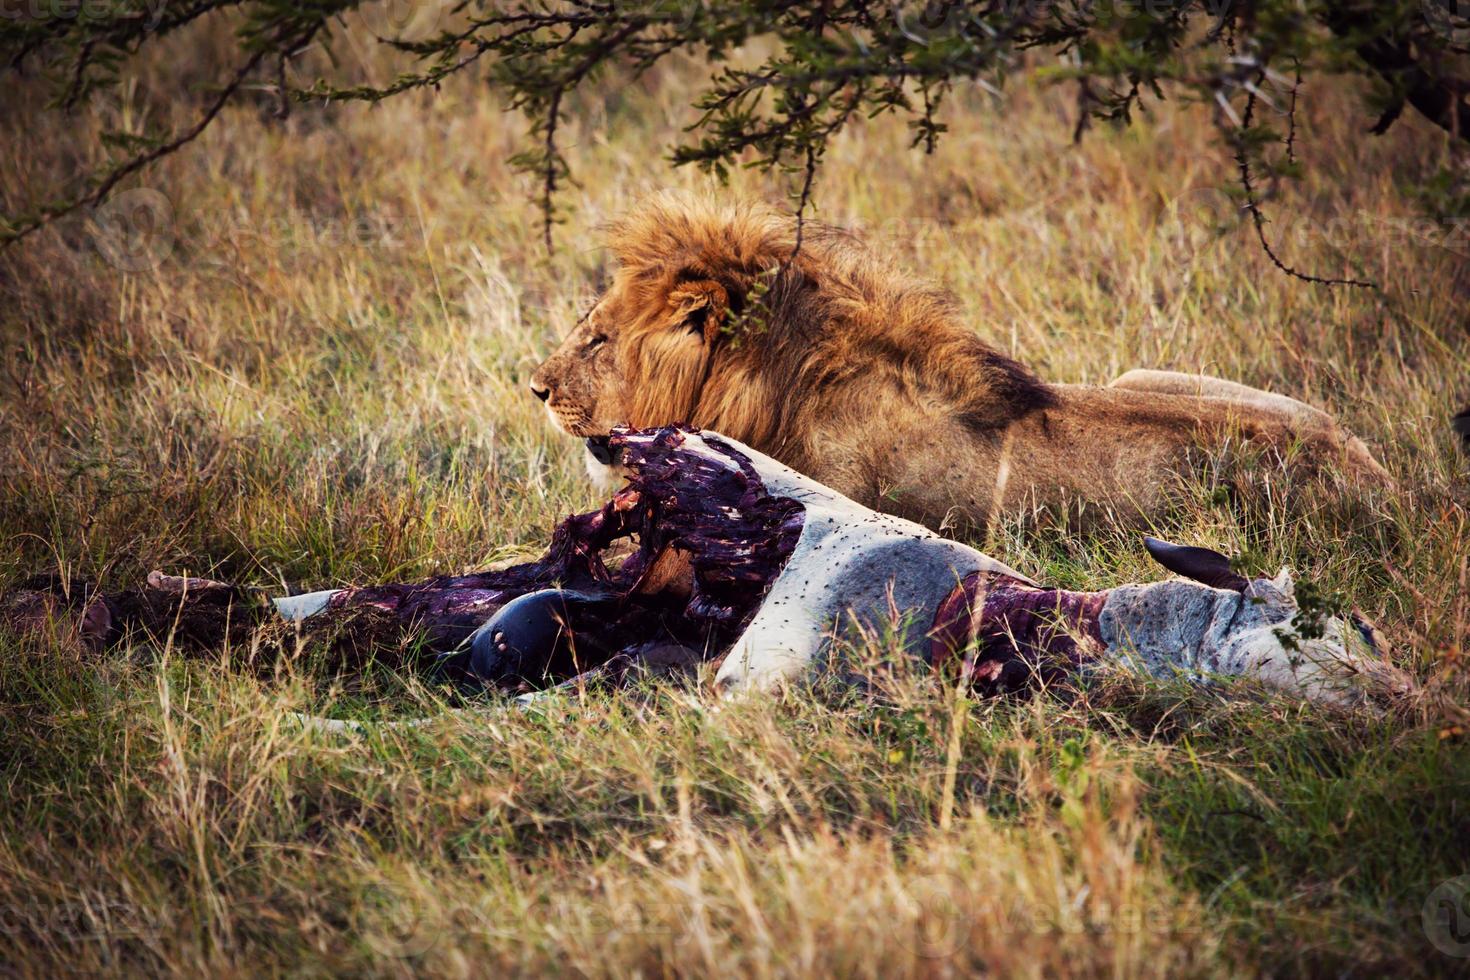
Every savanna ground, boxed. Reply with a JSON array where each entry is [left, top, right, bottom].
[[2, 11, 1470, 977]]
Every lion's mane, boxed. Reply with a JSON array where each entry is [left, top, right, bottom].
[[600, 194, 1055, 470]]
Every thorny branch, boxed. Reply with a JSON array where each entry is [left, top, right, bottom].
[[1234, 72, 1377, 289], [2, 1, 1467, 278]]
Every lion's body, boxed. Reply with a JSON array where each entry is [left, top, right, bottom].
[[530, 196, 1388, 528]]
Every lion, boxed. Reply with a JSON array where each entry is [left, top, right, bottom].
[[529, 195, 1389, 529]]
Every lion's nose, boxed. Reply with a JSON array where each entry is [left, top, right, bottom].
[[529, 381, 550, 402]]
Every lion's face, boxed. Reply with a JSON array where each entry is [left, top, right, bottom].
[[529, 295, 630, 438], [529, 269, 729, 439]]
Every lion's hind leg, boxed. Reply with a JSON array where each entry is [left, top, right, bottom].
[[1108, 369, 1333, 425], [1107, 369, 1391, 484]]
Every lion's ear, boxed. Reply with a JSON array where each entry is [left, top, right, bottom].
[[668, 278, 729, 343]]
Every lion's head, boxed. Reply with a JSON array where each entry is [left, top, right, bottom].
[[529, 193, 1051, 483], [529, 195, 794, 442]]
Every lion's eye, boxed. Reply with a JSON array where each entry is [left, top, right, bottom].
[[584, 334, 607, 353]]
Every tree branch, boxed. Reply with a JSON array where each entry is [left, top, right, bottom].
[[2, 43, 276, 250], [1234, 79, 1377, 289]]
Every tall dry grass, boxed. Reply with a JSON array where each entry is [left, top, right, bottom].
[[1, 10, 1468, 977]]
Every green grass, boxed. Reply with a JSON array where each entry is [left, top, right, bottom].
[[2, 18, 1469, 976]]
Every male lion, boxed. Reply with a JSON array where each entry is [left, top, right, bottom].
[[529, 195, 1388, 528]]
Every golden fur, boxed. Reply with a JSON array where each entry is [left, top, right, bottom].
[[531, 195, 1388, 527]]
